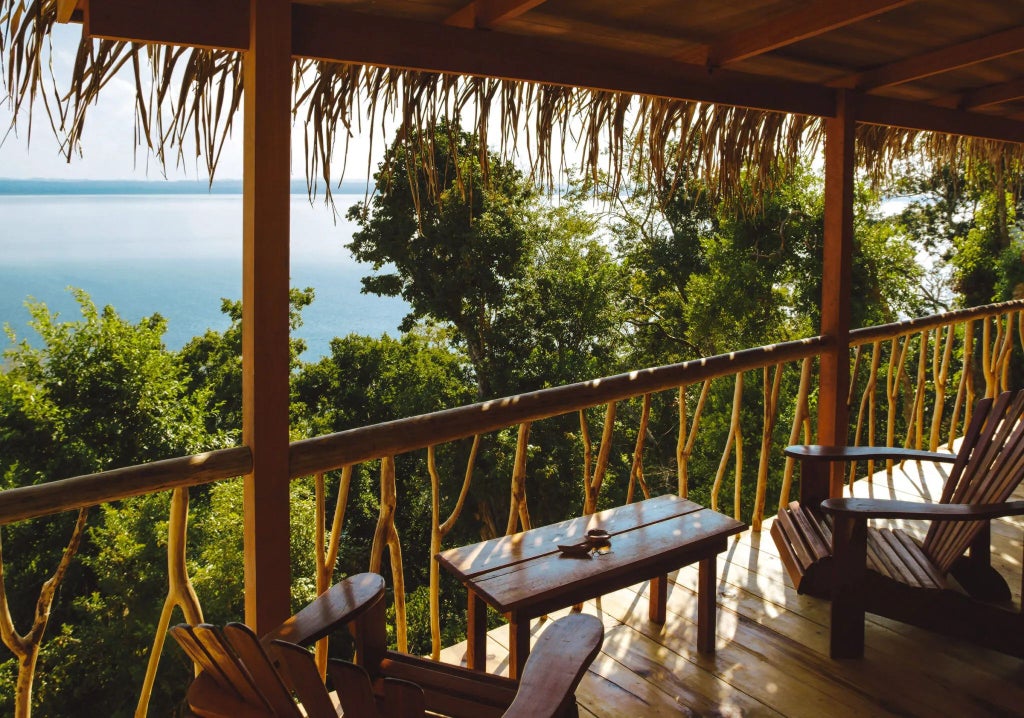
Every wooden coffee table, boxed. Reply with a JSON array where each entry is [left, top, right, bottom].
[[436, 495, 746, 678]]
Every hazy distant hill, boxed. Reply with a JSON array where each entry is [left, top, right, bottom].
[[0, 178, 371, 195]]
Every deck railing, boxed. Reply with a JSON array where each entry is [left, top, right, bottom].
[[0, 299, 1022, 716]]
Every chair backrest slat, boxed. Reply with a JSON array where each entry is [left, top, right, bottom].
[[937, 395, 997, 504], [924, 390, 1024, 572], [222, 623, 306, 718], [169, 625, 242, 700], [269, 639, 343, 718], [325, 659, 382, 718], [191, 625, 274, 711]]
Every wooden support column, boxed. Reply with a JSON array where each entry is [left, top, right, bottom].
[[816, 90, 856, 502], [242, 0, 292, 633]]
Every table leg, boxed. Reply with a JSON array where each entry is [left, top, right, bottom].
[[697, 555, 716, 654], [467, 590, 488, 671], [649, 573, 668, 623], [508, 612, 530, 680]]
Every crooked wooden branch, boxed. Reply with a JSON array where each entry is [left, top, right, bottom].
[[0, 508, 88, 718], [136, 489, 203, 718]]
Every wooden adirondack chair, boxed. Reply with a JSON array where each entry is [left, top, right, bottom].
[[772, 390, 1024, 658], [170, 572, 604, 718]]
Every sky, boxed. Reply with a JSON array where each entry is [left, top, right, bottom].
[[0, 24, 380, 183]]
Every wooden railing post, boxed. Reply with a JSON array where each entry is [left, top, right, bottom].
[[816, 88, 856, 502], [242, 0, 293, 633]]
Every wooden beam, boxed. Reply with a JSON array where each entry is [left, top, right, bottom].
[[677, 0, 915, 68], [79, 1, 1024, 145], [818, 90, 856, 501], [838, 25, 1024, 91], [958, 78, 1024, 110], [293, 5, 835, 118], [85, 0, 249, 51], [445, 0, 550, 30], [242, 0, 292, 635], [858, 93, 1024, 142]]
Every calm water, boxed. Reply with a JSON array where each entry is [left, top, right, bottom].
[[0, 193, 408, 359]]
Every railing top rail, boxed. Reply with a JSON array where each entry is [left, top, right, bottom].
[[850, 298, 1024, 345], [0, 447, 252, 526], [288, 336, 826, 478]]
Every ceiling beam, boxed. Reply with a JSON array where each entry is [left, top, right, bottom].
[[836, 25, 1024, 90], [80, 0, 1024, 145], [85, 0, 249, 50], [858, 93, 1024, 141], [676, 0, 915, 67], [446, 0, 550, 30], [957, 78, 1024, 110], [293, 4, 834, 118]]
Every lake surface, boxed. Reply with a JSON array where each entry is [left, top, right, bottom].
[[0, 193, 409, 359]]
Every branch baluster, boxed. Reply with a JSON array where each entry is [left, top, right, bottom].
[[428, 437, 479, 659], [313, 466, 353, 672], [677, 380, 711, 499], [712, 373, 744, 520], [626, 394, 652, 505], [506, 423, 532, 534], [778, 357, 812, 510], [137, 489, 203, 717], [584, 404, 616, 515], [752, 365, 782, 530], [369, 456, 407, 652], [0, 508, 88, 718]]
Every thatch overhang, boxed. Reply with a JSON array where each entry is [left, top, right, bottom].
[[5, 0, 1024, 194]]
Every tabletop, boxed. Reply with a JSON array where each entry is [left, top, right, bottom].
[[436, 495, 746, 614]]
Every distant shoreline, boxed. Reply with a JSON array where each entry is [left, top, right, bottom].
[[0, 178, 371, 196]]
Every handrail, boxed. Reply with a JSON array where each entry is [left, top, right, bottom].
[[849, 298, 1024, 345], [288, 336, 827, 478], [0, 447, 252, 525]]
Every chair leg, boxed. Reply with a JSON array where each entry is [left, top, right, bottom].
[[830, 515, 867, 659]]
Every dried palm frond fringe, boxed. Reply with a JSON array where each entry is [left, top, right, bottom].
[[4, 0, 1024, 205]]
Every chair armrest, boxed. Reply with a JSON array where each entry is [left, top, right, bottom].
[[785, 445, 957, 464], [821, 497, 1024, 521], [264, 572, 385, 646], [503, 613, 604, 718]]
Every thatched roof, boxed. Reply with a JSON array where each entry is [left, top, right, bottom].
[[5, 0, 1024, 197]]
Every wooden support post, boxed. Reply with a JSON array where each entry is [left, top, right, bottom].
[[242, 0, 292, 634], [818, 90, 856, 500]]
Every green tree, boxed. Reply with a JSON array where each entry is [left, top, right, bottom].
[[0, 291, 211, 717], [178, 287, 315, 439], [347, 123, 540, 398]]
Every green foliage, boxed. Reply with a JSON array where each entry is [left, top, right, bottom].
[[0, 290, 209, 485], [0, 292, 212, 716], [348, 123, 539, 398], [178, 288, 315, 439]]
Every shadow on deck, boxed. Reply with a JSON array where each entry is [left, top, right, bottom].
[[440, 457, 1024, 716]]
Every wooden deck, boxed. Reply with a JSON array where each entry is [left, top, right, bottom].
[[440, 456, 1024, 716]]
